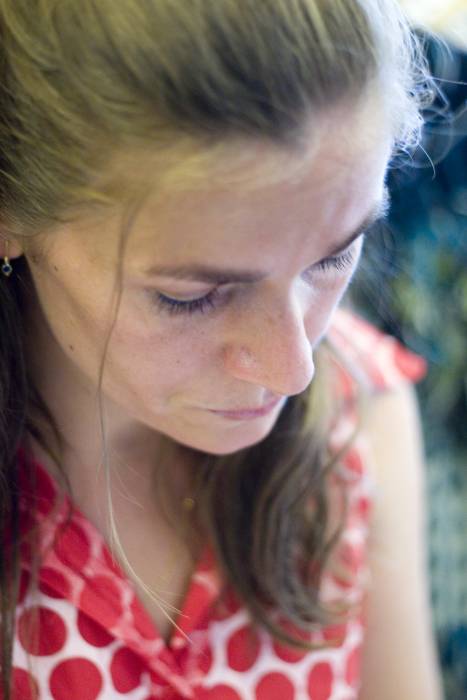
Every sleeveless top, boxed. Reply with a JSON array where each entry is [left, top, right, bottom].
[[6, 308, 427, 700]]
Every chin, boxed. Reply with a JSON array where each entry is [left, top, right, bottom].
[[173, 422, 277, 457]]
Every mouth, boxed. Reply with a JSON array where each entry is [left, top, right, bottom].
[[208, 396, 284, 420]]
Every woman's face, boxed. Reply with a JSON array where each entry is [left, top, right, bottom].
[[23, 100, 392, 457]]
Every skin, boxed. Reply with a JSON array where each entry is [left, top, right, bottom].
[[3, 97, 392, 527]]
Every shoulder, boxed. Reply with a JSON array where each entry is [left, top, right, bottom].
[[357, 383, 444, 698], [324, 313, 444, 698], [360, 379, 425, 538]]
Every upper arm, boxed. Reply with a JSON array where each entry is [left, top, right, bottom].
[[358, 381, 445, 700]]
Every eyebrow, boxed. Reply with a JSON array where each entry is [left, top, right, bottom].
[[143, 185, 391, 284]]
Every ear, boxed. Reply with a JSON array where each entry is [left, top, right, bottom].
[[0, 236, 25, 260]]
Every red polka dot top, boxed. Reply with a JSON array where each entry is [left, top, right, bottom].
[[8, 308, 427, 700]]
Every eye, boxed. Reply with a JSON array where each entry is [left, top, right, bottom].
[[312, 233, 367, 275], [150, 241, 362, 318], [151, 288, 223, 316], [314, 249, 357, 273]]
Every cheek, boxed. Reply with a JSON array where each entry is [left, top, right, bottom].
[[107, 313, 214, 391], [28, 264, 110, 370], [303, 275, 354, 339]]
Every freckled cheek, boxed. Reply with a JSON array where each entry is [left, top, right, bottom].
[[109, 322, 216, 390]]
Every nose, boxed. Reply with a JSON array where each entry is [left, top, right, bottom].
[[222, 293, 317, 397]]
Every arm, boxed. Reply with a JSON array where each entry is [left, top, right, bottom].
[[358, 381, 445, 700]]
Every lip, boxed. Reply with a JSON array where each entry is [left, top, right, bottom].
[[209, 396, 283, 420]]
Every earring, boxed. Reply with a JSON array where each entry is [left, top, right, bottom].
[[1, 239, 13, 277]]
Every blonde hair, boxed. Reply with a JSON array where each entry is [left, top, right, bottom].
[[0, 1, 434, 697]]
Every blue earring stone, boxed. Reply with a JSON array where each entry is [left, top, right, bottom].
[[1, 259, 13, 276]]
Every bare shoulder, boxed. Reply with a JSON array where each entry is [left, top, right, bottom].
[[357, 382, 445, 700], [361, 381, 425, 530]]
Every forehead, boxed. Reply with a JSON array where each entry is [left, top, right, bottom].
[[126, 99, 392, 267]]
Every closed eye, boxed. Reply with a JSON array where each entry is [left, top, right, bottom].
[[150, 241, 361, 318], [314, 248, 356, 273]]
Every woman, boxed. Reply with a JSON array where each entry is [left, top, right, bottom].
[[0, 1, 444, 698]]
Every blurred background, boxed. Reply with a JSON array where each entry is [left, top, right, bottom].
[[402, 0, 467, 50], [351, 2, 467, 698]]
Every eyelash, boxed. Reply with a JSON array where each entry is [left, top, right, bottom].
[[152, 248, 358, 317]]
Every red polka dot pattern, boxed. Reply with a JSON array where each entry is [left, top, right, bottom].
[[50, 658, 102, 700], [79, 575, 122, 630], [77, 611, 114, 648], [308, 662, 333, 700], [211, 586, 242, 621], [54, 521, 90, 570], [198, 686, 242, 700], [322, 623, 348, 645], [0, 668, 39, 700], [197, 643, 213, 674], [345, 645, 361, 688], [9, 309, 425, 698], [130, 593, 158, 640], [256, 672, 295, 700], [39, 567, 70, 600], [18, 606, 67, 656], [272, 618, 312, 663], [110, 647, 146, 692], [227, 625, 260, 672]]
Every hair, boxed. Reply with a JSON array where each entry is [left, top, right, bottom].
[[0, 0, 434, 696]]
